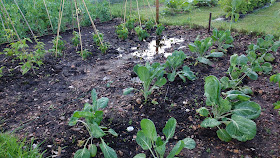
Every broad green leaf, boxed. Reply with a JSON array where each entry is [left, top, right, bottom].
[[218, 98, 231, 114], [181, 66, 196, 81], [264, 53, 275, 62], [240, 86, 253, 95], [89, 144, 97, 157], [163, 117, 177, 141], [188, 43, 196, 53], [270, 73, 280, 87], [93, 111, 103, 125], [196, 107, 209, 117], [217, 129, 232, 142], [74, 148, 91, 158], [108, 129, 118, 136], [246, 69, 258, 80], [182, 138, 196, 149], [73, 111, 94, 118], [178, 74, 186, 82], [226, 90, 251, 101], [140, 119, 157, 141], [204, 76, 221, 106], [220, 76, 230, 90], [167, 72, 176, 82], [206, 52, 224, 58], [155, 77, 167, 87], [233, 101, 261, 119], [133, 153, 146, 158], [201, 118, 221, 128], [271, 40, 280, 52], [100, 139, 118, 158], [273, 101, 280, 109], [89, 122, 105, 138], [123, 87, 134, 95], [91, 89, 97, 105], [230, 54, 238, 66], [261, 62, 272, 74], [136, 66, 150, 82], [136, 131, 152, 150], [97, 97, 109, 109], [197, 57, 214, 66], [69, 116, 79, 126], [226, 114, 256, 141], [238, 54, 248, 66], [83, 103, 93, 112], [166, 140, 185, 158], [155, 137, 166, 156]]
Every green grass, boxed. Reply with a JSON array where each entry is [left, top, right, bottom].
[[0, 133, 44, 158], [111, 1, 280, 37]]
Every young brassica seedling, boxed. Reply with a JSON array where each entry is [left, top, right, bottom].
[[123, 62, 167, 103], [69, 89, 118, 158], [211, 28, 234, 53], [197, 75, 261, 142], [164, 50, 196, 82], [188, 36, 223, 66], [134, 117, 196, 158]]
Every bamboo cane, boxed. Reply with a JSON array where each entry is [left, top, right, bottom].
[[73, 0, 83, 57], [42, 0, 54, 32], [136, 0, 141, 26], [81, 0, 103, 47], [14, 0, 36, 41], [55, 0, 65, 57], [146, 0, 156, 24], [124, 0, 127, 23], [107, 0, 112, 19], [0, 0, 21, 41]]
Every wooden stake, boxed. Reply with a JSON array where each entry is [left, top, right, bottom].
[[208, 12, 212, 33], [81, 0, 103, 46], [156, 0, 159, 24], [55, 0, 65, 57], [136, 0, 141, 25], [14, 0, 36, 41], [124, 0, 127, 23], [42, 0, 54, 32], [146, 0, 156, 24], [74, 0, 83, 57]]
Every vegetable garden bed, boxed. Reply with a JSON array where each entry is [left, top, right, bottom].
[[0, 18, 279, 157]]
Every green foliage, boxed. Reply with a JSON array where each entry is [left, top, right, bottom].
[[163, 0, 197, 15], [188, 36, 224, 66], [69, 89, 118, 158], [123, 62, 167, 103], [273, 101, 280, 115], [134, 117, 196, 158], [115, 24, 129, 40], [78, 49, 92, 60], [96, 1, 112, 22], [3, 38, 46, 75], [156, 24, 165, 36], [0, 132, 44, 158], [0, 66, 4, 78], [49, 36, 66, 57], [135, 26, 150, 41], [164, 50, 196, 82], [270, 73, 280, 88], [72, 31, 80, 48], [197, 75, 261, 142], [145, 20, 155, 30], [211, 28, 234, 53], [93, 32, 109, 53], [125, 18, 135, 31]]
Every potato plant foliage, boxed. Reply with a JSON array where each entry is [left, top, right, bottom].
[[197, 76, 261, 142]]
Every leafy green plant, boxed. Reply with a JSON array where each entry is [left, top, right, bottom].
[[270, 73, 280, 87], [134, 117, 196, 158], [93, 32, 109, 53], [273, 101, 280, 115], [115, 23, 129, 40], [125, 18, 135, 31], [145, 20, 155, 30], [49, 36, 66, 57], [123, 62, 167, 103], [247, 34, 280, 63], [135, 26, 150, 41], [78, 49, 92, 60], [164, 50, 196, 82], [197, 75, 261, 142], [72, 31, 80, 50], [3, 38, 46, 75], [69, 89, 118, 158], [188, 36, 223, 66], [156, 24, 165, 36], [0, 132, 45, 158], [211, 28, 234, 53]]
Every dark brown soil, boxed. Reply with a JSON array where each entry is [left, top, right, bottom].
[[0, 18, 279, 158]]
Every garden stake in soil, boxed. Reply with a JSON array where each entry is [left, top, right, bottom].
[[42, 0, 54, 32], [74, 0, 83, 57], [55, 0, 65, 57]]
